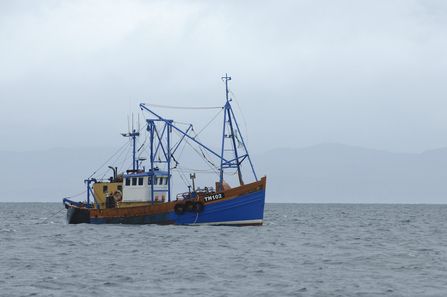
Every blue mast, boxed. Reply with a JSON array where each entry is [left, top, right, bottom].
[[122, 129, 140, 171], [219, 74, 245, 190], [145, 119, 173, 203]]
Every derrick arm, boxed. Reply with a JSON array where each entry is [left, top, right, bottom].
[[139, 103, 230, 164]]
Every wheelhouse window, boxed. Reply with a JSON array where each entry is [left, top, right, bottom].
[[125, 179, 130, 186], [150, 176, 168, 185], [118, 185, 122, 191], [148, 177, 152, 185], [138, 177, 144, 186], [103, 185, 108, 193], [132, 177, 137, 186]]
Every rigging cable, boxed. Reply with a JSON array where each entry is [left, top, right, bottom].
[[39, 207, 66, 224], [193, 132, 219, 171], [88, 141, 130, 179], [98, 137, 135, 181], [195, 108, 224, 137], [65, 190, 87, 199], [181, 132, 221, 180], [173, 165, 192, 188], [118, 142, 133, 173], [228, 88, 249, 147], [142, 103, 222, 110]]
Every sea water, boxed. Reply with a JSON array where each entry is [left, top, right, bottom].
[[1, 203, 447, 297]]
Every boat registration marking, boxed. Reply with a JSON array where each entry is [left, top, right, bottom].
[[204, 193, 225, 202]]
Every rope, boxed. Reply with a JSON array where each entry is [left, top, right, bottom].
[[195, 108, 224, 136], [193, 211, 199, 224], [181, 134, 220, 176], [228, 87, 248, 147], [88, 141, 129, 179], [65, 190, 87, 199], [143, 103, 222, 110], [39, 207, 65, 224], [193, 133, 220, 173], [176, 166, 218, 174]]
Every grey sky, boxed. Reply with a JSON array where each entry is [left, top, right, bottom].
[[1, 0, 447, 154]]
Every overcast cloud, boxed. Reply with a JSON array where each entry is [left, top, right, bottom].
[[1, 0, 447, 154]]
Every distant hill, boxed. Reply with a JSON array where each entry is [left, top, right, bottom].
[[1, 143, 447, 203], [252, 143, 447, 203], [0, 147, 120, 203]]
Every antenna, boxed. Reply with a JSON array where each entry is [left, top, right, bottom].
[[222, 73, 232, 103]]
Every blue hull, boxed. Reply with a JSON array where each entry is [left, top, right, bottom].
[[175, 189, 265, 225], [88, 189, 265, 225]]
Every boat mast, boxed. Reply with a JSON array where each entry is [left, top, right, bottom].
[[219, 74, 244, 190], [145, 119, 173, 202], [122, 129, 140, 171]]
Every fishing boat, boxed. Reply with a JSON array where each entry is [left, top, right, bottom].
[[63, 75, 266, 225]]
